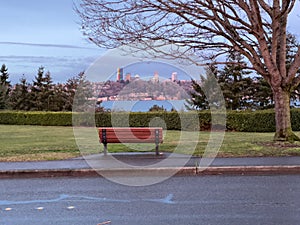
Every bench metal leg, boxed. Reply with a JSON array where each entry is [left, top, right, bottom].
[[155, 129, 160, 156], [155, 144, 159, 156], [103, 143, 108, 156]]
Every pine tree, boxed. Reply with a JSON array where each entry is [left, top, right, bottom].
[[9, 76, 31, 110], [185, 78, 209, 110], [66, 72, 93, 112], [218, 52, 252, 110], [186, 64, 222, 110], [187, 53, 257, 111], [250, 76, 273, 109], [0, 64, 10, 86], [286, 33, 300, 105], [30, 67, 54, 111], [148, 104, 166, 112], [0, 64, 11, 109]]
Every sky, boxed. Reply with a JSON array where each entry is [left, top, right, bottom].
[[0, 0, 102, 84], [1, 0, 300, 84]]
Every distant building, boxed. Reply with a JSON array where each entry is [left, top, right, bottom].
[[171, 72, 178, 82], [153, 71, 159, 82], [117, 68, 123, 81], [125, 73, 131, 82]]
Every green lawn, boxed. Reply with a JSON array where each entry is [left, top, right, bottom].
[[0, 125, 80, 161], [0, 125, 300, 161]]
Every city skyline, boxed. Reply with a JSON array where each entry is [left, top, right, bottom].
[[112, 61, 192, 82], [116, 68, 182, 82]]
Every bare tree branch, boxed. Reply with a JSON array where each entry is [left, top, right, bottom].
[[75, 0, 299, 85]]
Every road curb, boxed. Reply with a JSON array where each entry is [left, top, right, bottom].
[[0, 169, 99, 179], [196, 165, 300, 175], [1, 165, 300, 179]]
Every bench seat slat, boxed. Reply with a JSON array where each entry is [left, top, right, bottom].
[[98, 128, 163, 143], [101, 138, 161, 143], [102, 136, 162, 141], [99, 133, 162, 140], [102, 132, 153, 137]]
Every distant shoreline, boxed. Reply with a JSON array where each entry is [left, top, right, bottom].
[[102, 100, 187, 112]]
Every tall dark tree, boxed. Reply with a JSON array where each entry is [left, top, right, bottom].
[[218, 52, 252, 110], [186, 78, 209, 110], [0, 64, 11, 109], [30, 67, 54, 111], [9, 76, 31, 110], [186, 64, 223, 110], [0, 64, 10, 86], [48, 83, 70, 111], [76, 0, 300, 141], [66, 72, 93, 112], [250, 77, 273, 110], [287, 33, 300, 104]]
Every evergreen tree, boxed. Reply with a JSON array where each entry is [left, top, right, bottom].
[[0, 64, 11, 109], [66, 72, 93, 112], [9, 76, 31, 110], [250, 76, 273, 109], [95, 99, 105, 112], [218, 52, 252, 110], [186, 64, 222, 110], [30, 67, 54, 111], [30, 67, 45, 110], [187, 53, 256, 111], [43, 71, 55, 111], [0, 64, 10, 86], [186, 78, 209, 110], [148, 104, 166, 112], [286, 33, 300, 104], [48, 83, 67, 111]]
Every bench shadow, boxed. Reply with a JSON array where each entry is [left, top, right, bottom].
[[82, 152, 191, 167]]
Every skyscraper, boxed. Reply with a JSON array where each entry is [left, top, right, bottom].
[[171, 72, 178, 82], [117, 68, 123, 81], [153, 71, 159, 82], [125, 73, 131, 82]]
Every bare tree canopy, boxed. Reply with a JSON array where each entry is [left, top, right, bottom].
[[76, 0, 300, 141]]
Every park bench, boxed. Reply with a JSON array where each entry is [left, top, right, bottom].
[[98, 127, 163, 155]]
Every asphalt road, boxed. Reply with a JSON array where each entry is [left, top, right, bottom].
[[0, 175, 300, 225]]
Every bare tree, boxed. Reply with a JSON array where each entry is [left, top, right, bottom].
[[75, 0, 300, 141]]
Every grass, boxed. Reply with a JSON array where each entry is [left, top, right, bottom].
[[0, 125, 81, 161], [0, 125, 300, 161]]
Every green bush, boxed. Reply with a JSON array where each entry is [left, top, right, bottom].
[[1, 109, 300, 132], [0, 111, 72, 126], [291, 109, 300, 131], [226, 110, 275, 132]]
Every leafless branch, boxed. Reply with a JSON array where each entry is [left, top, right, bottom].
[[75, 0, 298, 85]]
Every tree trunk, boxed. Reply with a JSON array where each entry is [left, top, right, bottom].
[[273, 88, 300, 142]]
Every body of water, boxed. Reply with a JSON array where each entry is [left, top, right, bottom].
[[102, 100, 188, 112]]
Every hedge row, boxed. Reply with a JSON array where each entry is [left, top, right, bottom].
[[0, 111, 73, 126], [1, 109, 300, 132]]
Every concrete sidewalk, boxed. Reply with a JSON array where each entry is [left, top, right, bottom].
[[0, 153, 299, 178]]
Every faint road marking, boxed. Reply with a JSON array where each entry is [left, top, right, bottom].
[[98, 221, 111, 225]]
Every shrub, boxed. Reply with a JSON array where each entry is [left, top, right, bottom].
[[226, 110, 275, 132], [0, 111, 72, 126], [1, 109, 300, 132], [291, 109, 300, 131]]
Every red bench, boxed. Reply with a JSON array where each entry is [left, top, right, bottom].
[[98, 127, 163, 155]]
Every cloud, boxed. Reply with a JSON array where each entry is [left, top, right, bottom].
[[0, 55, 98, 65], [0, 41, 97, 50], [1, 55, 99, 84]]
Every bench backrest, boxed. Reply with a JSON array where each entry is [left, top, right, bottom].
[[98, 127, 163, 144]]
